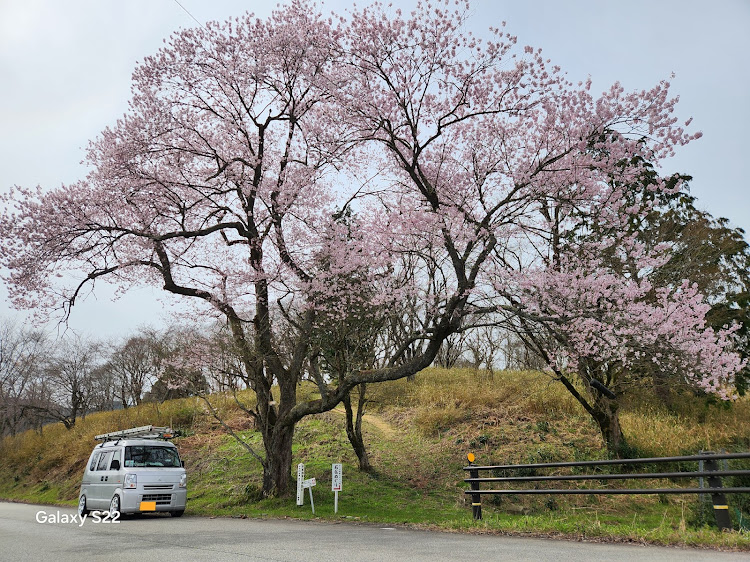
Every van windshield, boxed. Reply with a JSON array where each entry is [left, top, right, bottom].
[[124, 446, 181, 468]]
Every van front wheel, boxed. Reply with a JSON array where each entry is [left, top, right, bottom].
[[109, 495, 121, 518], [170, 510, 184, 517], [77, 495, 89, 517]]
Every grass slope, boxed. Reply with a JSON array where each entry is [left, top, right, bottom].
[[1, 368, 749, 550]]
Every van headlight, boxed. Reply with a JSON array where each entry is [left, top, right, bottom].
[[179, 473, 187, 488], [124, 474, 137, 489]]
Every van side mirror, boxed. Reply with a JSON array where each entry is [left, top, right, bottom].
[[181, 460, 185, 468], [110, 459, 120, 471]]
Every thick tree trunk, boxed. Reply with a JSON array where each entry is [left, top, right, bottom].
[[550, 367, 628, 458], [258, 363, 301, 497], [343, 383, 371, 471], [261, 421, 295, 496], [592, 399, 626, 456]]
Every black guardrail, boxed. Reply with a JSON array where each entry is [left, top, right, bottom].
[[463, 451, 750, 530]]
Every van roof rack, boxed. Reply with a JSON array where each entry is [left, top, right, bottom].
[[94, 425, 176, 442]]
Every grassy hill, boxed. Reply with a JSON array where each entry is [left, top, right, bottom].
[[1, 367, 749, 550]]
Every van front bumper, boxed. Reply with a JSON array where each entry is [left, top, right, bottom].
[[121, 488, 187, 513]]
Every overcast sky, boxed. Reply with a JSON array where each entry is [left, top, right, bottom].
[[1, 0, 748, 340]]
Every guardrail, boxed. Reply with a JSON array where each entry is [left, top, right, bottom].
[[463, 451, 750, 530]]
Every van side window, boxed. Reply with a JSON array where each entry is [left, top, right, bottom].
[[110, 449, 121, 470], [96, 451, 113, 471], [89, 452, 101, 471]]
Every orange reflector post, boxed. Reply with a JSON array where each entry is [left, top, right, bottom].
[[139, 501, 156, 511]]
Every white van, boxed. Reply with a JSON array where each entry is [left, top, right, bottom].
[[78, 425, 187, 518]]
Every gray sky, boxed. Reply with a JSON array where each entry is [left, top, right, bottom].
[[1, 0, 748, 339]]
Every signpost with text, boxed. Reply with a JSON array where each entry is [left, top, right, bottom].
[[296, 463, 305, 506], [296, 463, 317, 514], [332, 463, 342, 513]]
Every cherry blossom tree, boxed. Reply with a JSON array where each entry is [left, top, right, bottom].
[[340, 1, 742, 452], [1, 1, 352, 494], [2, 2, 413, 496], [340, 0, 745, 455], [500, 158, 745, 453], [631, 184, 750, 400], [1, 0, 739, 491]]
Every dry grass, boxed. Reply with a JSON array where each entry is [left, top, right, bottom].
[[622, 397, 750, 456], [0, 394, 239, 497], [368, 367, 750, 459], [370, 367, 582, 411], [368, 367, 588, 439]]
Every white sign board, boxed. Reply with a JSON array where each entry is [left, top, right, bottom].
[[296, 463, 305, 506], [332, 463, 342, 492], [303, 478, 317, 488]]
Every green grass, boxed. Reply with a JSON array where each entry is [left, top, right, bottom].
[[1, 367, 749, 550]]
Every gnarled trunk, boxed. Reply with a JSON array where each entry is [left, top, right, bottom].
[[552, 367, 628, 458], [256, 372, 299, 497], [261, 421, 295, 496], [590, 396, 627, 457]]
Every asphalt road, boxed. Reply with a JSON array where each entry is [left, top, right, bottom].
[[0, 502, 747, 561]]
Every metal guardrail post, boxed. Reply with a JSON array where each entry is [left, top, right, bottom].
[[467, 453, 482, 520], [704, 453, 732, 531]]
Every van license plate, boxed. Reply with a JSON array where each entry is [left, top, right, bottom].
[[140, 501, 156, 511]]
